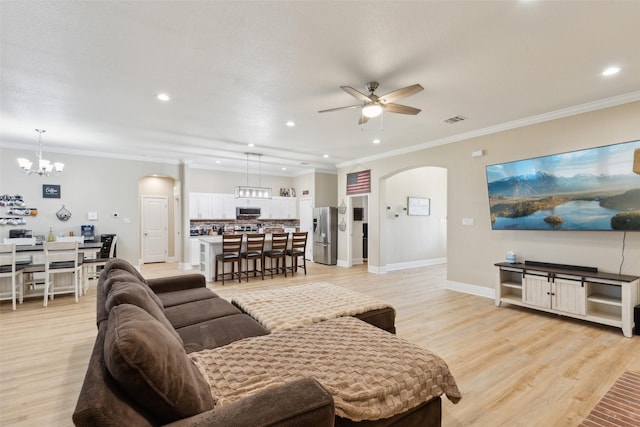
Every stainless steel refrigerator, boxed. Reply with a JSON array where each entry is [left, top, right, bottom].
[[313, 207, 338, 265]]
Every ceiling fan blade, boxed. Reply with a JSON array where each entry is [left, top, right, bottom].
[[341, 86, 373, 102], [379, 84, 424, 104], [385, 103, 421, 115], [358, 114, 369, 125], [318, 105, 362, 113]]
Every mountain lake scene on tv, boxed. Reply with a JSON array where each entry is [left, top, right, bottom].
[[486, 140, 640, 231]]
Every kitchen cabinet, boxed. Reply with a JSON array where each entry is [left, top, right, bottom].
[[495, 262, 639, 337], [272, 197, 297, 219], [190, 193, 297, 220], [189, 193, 213, 219], [190, 238, 200, 266], [210, 194, 235, 219]]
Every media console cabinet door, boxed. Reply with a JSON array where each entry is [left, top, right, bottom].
[[523, 274, 551, 309], [552, 277, 586, 316]]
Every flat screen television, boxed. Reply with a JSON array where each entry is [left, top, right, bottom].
[[486, 140, 640, 231]]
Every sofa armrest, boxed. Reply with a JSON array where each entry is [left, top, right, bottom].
[[147, 274, 207, 294], [164, 378, 335, 427]]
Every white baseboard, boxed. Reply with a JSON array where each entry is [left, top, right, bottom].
[[178, 262, 193, 270], [352, 257, 364, 265], [336, 259, 349, 268], [368, 264, 387, 274], [385, 257, 447, 272], [446, 280, 495, 299]]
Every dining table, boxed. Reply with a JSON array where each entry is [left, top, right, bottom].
[[12, 241, 104, 298]]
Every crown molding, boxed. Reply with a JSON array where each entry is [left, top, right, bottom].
[[336, 91, 640, 169]]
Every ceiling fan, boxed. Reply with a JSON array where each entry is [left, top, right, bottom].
[[319, 81, 424, 125]]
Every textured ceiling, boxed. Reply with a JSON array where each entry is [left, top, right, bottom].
[[1, 1, 639, 176]]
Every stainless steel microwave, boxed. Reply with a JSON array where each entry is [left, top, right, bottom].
[[236, 207, 261, 217]]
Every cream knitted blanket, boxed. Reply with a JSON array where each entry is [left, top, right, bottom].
[[189, 317, 461, 421], [231, 282, 394, 332]]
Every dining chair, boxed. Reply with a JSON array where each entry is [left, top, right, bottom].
[[82, 235, 118, 294], [43, 241, 82, 306], [264, 232, 289, 278], [214, 234, 243, 285], [241, 233, 266, 281], [0, 243, 26, 310], [286, 231, 308, 275]]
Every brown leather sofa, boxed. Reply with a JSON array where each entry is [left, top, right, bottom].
[[72, 259, 335, 427]]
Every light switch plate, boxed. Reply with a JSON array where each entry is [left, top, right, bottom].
[[87, 211, 98, 220], [462, 218, 474, 226]]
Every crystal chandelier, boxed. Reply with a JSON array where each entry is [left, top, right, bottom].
[[235, 152, 272, 199], [17, 129, 64, 176]]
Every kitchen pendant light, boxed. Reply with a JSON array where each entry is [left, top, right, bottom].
[[17, 129, 65, 176], [235, 152, 272, 199]]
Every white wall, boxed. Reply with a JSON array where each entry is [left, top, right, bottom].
[[0, 149, 180, 265], [382, 167, 447, 268], [337, 101, 640, 288]]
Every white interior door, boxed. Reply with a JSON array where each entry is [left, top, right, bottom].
[[142, 196, 168, 263], [299, 196, 313, 260]]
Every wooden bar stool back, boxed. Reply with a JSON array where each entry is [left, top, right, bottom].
[[242, 233, 266, 281], [214, 234, 243, 285], [286, 231, 308, 275], [264, 233, 288, 278]]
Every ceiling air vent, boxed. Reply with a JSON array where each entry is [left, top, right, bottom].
[[444, 115, 466, 124]]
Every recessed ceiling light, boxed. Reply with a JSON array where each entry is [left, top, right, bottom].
[[281, 167, 287, 170], [602, 66, 620, 76], [286, 120, 295, 127], [157, 93, 170, 101], [373, 139, 381, 144], [323, 154, 329, 158], [248, 143, 255, 147], [215, 160, 221, 164]]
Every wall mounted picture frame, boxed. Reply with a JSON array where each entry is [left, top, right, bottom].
[[408, 197, 430, 216], [43, 184, 61, 199]]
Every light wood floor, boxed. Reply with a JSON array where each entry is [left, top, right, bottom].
[[1, 262, 638, 426]]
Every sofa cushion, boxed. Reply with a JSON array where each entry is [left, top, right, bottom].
[[103, 258, 148, 285], [178, 313, 270, 353], [104, 304, 215, 424], [157, 287, 219, 308], [163, 297, 241, 329], [105, 280, 183, 345]]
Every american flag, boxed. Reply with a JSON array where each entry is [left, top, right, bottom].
[[346, 170, 371, 195]]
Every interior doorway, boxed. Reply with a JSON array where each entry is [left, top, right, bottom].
[[350, 195, 368, 265], [141, 196, 168, 263]]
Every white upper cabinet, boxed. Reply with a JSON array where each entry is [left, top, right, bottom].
[[190, 193, 297, 219]]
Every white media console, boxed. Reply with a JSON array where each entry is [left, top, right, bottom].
[[495, 261, 639, 338]]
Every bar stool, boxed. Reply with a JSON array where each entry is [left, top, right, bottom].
[[286, 231, 308, 275], [242, 233, 266, 281], [264, 233, 288, 278], [82, 235, 118, 294], [43, 241, 83, 306], [214, 234, 243, 285], [0, 243, 26, 310]]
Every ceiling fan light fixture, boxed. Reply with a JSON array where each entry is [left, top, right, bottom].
[[362, 103, 383, 118]]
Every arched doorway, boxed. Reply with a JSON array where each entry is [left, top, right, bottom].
[[378, 166, 447, 272]]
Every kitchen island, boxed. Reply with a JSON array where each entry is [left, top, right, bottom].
[[199, 234, 278, 282]]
